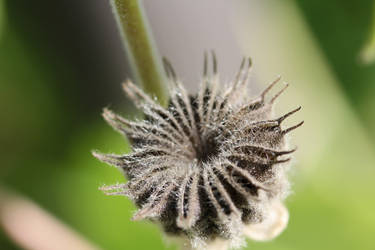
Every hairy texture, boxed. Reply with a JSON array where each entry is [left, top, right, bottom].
[[93, 54, 302, 248]]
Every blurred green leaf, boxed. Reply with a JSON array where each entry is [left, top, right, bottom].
[[0, 0, 4, 38], [37, 123, 176, 250], [236, 1, 375, 249], [360, 2, 375, 63], [0, 32, 65, 177], [249, 180, 375, 250], [2, 1, 375, 250], [296, 0, 375, 139]]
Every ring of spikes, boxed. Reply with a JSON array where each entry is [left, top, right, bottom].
[[93, 54, 303, 245]]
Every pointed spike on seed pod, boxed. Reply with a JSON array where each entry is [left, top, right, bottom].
[[244, 75, 281, 110], [275, 147, 297, 156], [243, 57, 253, 79], [122, 80, 139, 103], [211, 50, 218, 75], [162, 57, 177, 84], [132, 205, 155, 221], [277, 106, 302, 124], [92, 150, 123, 168], [203, 51, 208, 78], [122, 79, 152, 106], [102, 108, 115, 125], [102, 108, 130, 133], [282, 121, 304, 135], [98, 183, 130, 196], [270, 82, 289, 104], [102, 107, 115, 119], [261, 75, 282, 100], [109, 191, 127, 196], [230, 57, 247, 91], [98, 183, 126, 191], [122, 80, 140, 97], [92, 150, 111, 163], [236, 57, 247, 79], [239, 57, 246, 68], [122, 79, 133, 92], [162, 57, 171, 79], [238, 57, 253, 88], [273, 158, 291, 164], [101, 190, 128, 196], [102, 108, 122, 126], [247, 57, 253, 69], [255, 120, 280, 129]]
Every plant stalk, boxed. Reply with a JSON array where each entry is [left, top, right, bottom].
[[111, 0, 168, 106]]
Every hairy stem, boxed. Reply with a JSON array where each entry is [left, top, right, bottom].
[[111, 0, 168, 106]]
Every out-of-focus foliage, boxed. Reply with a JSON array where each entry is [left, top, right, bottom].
[[0, 0, 4, 38], [296, 0, 375, 139], [235, 1, 375, 249], [1, 0, 375, 250], [0, 0, 172, 249], [360, 3, 375, 64]]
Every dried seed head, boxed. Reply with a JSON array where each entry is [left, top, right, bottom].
[[93, 54, 302, 249]]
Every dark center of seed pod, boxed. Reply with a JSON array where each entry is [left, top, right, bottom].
[[195, 132, 220, 164]]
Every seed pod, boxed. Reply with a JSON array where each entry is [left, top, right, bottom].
[[93, 53, 302, 249]]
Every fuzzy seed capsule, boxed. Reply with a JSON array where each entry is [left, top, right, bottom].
[[93, 54, 302, 249]]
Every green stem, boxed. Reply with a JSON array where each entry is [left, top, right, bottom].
[[111, 0, 168, 106]]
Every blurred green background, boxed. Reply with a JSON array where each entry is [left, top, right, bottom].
[[1, 0, 375, 249]]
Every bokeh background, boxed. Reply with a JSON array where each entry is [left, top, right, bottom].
[[1, 0, 375, 249]]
